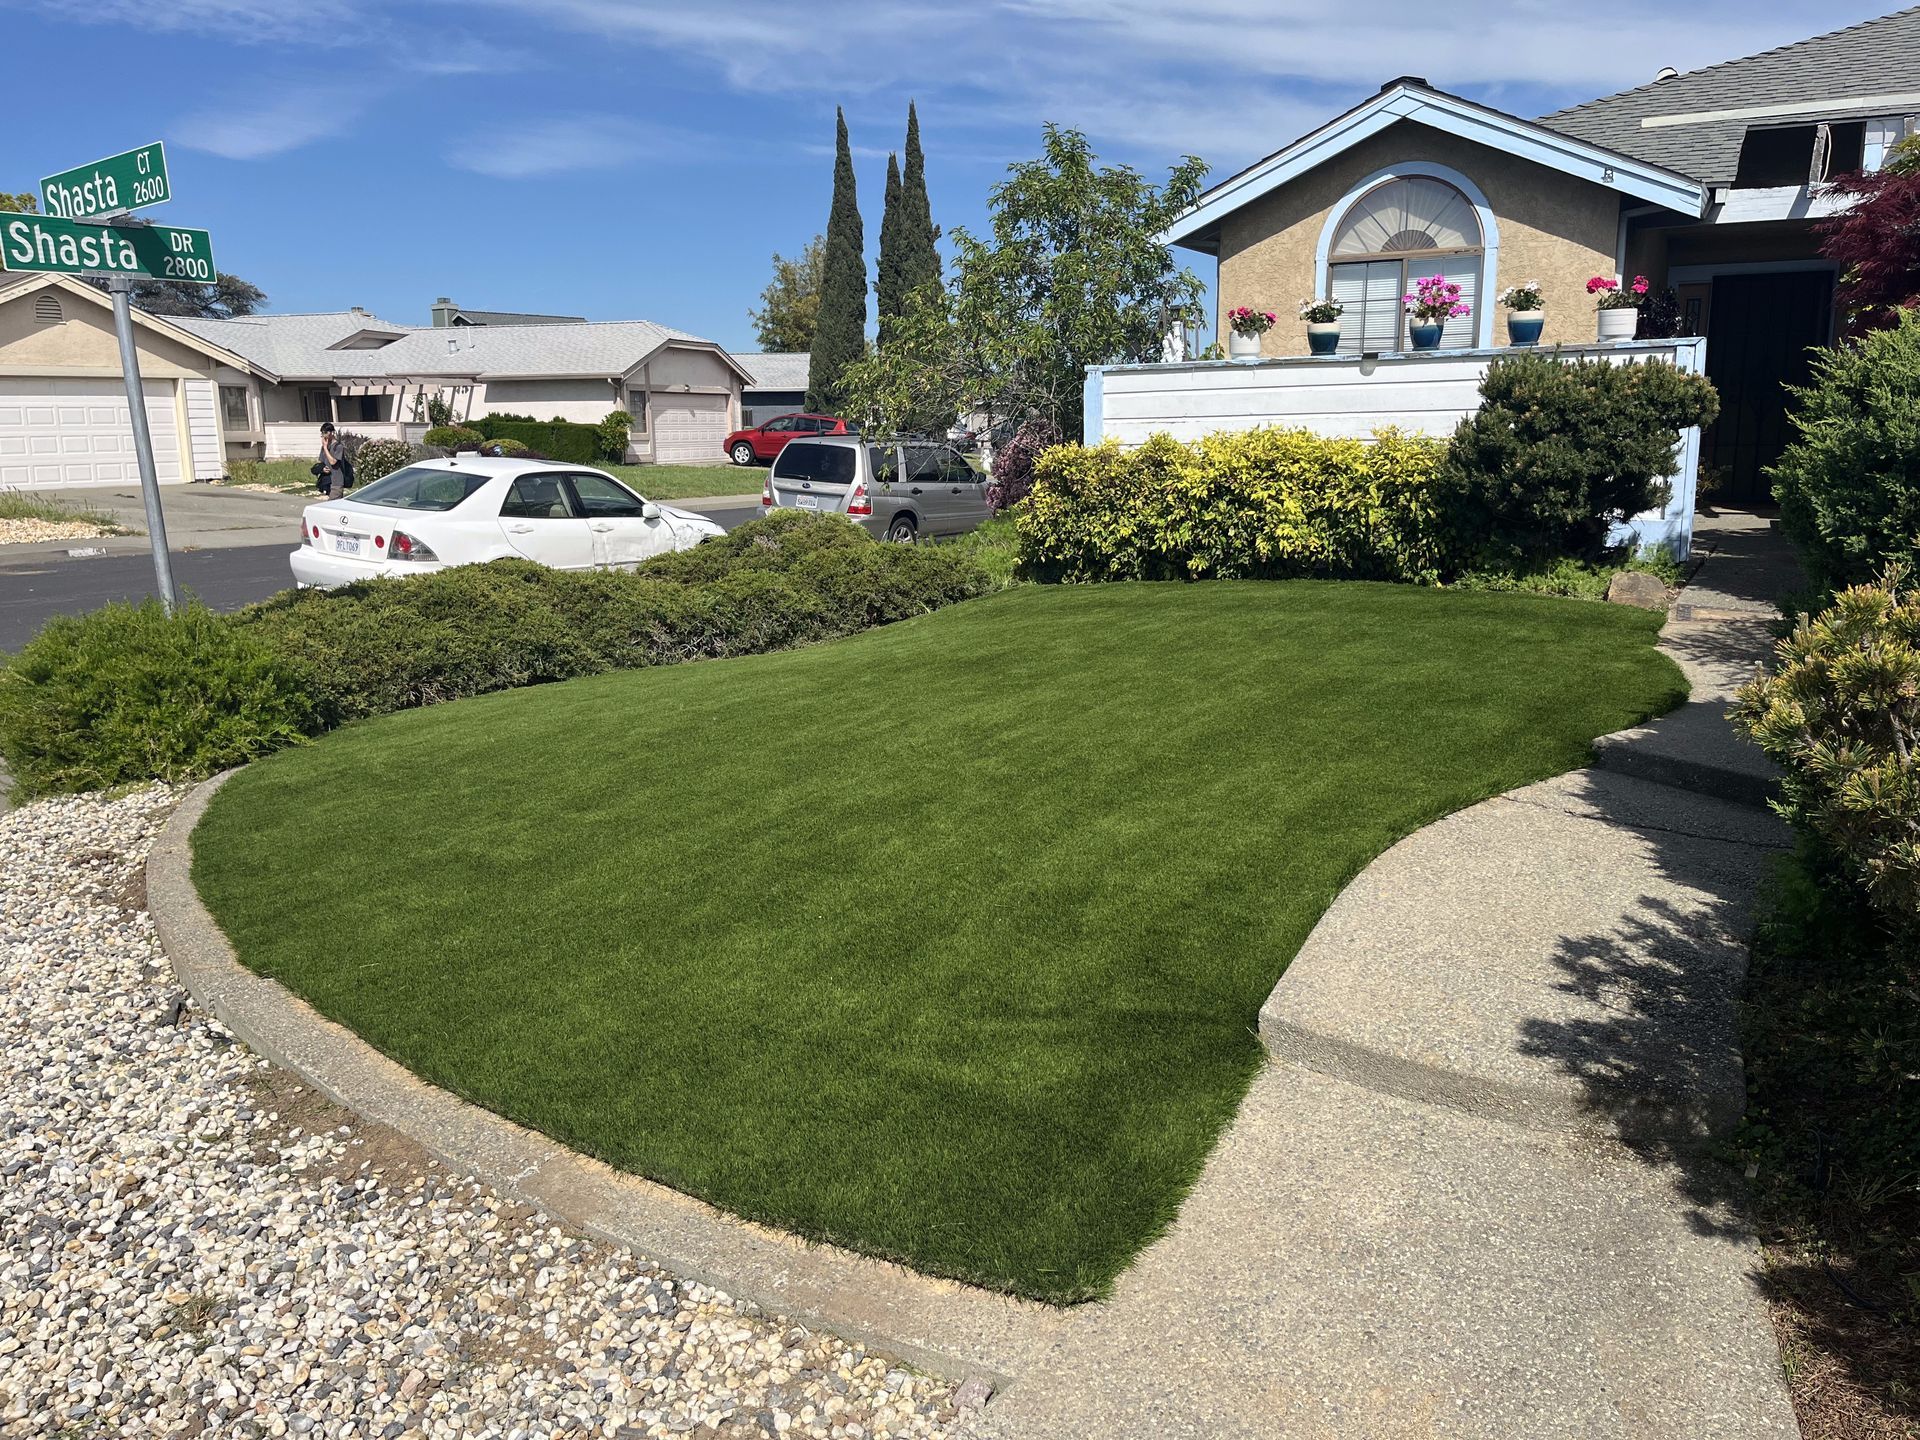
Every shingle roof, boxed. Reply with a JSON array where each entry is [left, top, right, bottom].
[[175, 313, 741, 382], [734, 352, 810, 390], [172, 311, 413, 376], [1540, 6, 1920, 185]]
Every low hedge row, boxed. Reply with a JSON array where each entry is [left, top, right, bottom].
[[0, 513, 993, 796], [475, 417, 603, 464], [1018, 428, 1456, 583]]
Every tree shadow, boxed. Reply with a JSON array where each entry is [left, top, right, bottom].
[[1513, 770, 1788, 1240]]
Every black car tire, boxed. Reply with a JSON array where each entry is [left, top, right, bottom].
[[885, 515, 918, 545]]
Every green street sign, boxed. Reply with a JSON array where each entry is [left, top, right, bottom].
[[0, 213, 216, 282], [40, 142, 169, 220]]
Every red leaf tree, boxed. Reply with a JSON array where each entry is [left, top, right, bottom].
[[1819, 136, 1920, 333]]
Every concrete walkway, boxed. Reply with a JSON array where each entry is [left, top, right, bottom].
[[967, 511, 1801, 1438]]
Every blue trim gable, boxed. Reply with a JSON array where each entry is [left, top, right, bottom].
[[1160, 84, 1709, 252]]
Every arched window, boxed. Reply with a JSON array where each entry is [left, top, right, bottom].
[[1325, 177, 1483, 353]]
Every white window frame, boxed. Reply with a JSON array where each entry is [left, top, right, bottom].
[[1314, 162, 1500, 350]]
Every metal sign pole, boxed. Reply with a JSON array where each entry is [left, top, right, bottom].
[[107, 274, 178, 615]]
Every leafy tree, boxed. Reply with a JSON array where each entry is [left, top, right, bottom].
[[93, 273, 267, 319], [0, 192, 36, 213], [839, 282, 966, 435], [849, 125, 1207, 440], [876, 152, 905, 346], [807, 109, 867, 414], [1771, 310, 1920, 593], [1820, 134, 1920, 333], [748, 234, 825, 353]]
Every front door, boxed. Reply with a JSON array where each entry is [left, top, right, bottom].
[[1701, 270, 1834, 505]]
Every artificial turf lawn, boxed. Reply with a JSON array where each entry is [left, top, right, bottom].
[[192, 581, 1684, 1302]]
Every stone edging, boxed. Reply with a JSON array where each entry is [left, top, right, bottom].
[[149, 770, 1063, 1394]]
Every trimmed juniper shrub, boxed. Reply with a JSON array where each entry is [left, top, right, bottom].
[[0, 600, 316, 795]]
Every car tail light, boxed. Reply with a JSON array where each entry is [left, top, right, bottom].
[[761, 475, 773, 507], [847, 479, 872, 517], [388, 529, 439, 562], [301, 521, 312, 547]]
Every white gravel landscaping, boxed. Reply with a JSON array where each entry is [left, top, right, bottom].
[[0, 788, 963, 1439], [0, 516, 114, 547]]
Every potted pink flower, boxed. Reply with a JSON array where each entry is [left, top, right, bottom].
[[1402, 276, 1470, 351], [1589, 275, 1648, 342], [1226, 305, 1276, 360]]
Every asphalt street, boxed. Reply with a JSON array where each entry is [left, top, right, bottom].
[[0, 501, 763, 654]]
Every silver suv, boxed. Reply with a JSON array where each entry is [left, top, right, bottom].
[[762, 437, 993, 542]]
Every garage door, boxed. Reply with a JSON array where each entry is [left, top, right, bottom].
[[0, 377, 181, 490], [651, 393, 731, 465]]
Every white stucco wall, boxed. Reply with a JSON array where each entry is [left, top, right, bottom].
[[475, 378, 623, 424], [1084, 338, 1708, 557]]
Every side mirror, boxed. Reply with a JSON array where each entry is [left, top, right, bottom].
[[641, 501, 661, 520]]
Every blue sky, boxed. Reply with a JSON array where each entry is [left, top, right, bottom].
[[1, 0, 1893, 351]]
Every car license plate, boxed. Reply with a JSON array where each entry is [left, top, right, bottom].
[[795, 495, 817, 509], [335, 535, 361, 556]]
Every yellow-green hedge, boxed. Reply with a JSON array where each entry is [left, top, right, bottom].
[[1017, 428, 1457, 583]]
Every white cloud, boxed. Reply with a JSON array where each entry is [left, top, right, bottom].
[[18, 0, 368, 43], [448, 114, 702, 179], [171, 84, 364, 159]]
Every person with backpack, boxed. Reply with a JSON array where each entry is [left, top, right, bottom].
[[314, 422, 353, 499]]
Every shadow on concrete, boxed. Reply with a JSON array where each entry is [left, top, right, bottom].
[[1515, 777, 1782, 1240]]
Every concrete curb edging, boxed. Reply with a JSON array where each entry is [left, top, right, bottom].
[[149, 770, 1063, 1394]]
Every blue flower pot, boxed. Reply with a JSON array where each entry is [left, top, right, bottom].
[[1506, 310, 1544, 347], [1307, 323, 1340, 356], [1408, 321, 1443, 351]]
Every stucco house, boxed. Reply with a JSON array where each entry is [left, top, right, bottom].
[[1163, 6, 1920, 502], [0, 270, 255, 489], [173, 307, 752, 468]]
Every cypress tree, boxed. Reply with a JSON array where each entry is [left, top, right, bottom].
[[876, 152, 905, 346], [898, 101, 941, 297], [808, 108, 867, 414]]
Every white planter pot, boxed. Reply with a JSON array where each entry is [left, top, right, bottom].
[[1596, 307, 1638, 343], [1228, 330, 1263, 360]]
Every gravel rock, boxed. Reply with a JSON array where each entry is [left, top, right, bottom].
[[0, 787, 962, 1438], [0, 516, 112, 547]]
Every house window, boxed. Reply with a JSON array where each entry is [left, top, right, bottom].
[[625, 391, 649, 433], [1735, 122, 1866, 186], [33, 294, 63, 325], [1325, 176, 1483, 353], [219, 385, 250, 431]]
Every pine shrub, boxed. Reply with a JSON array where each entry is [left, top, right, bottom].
[[1770, 311, 1920, 596]]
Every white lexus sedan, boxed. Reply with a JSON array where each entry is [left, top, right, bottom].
[[289, 457, 725, 589]]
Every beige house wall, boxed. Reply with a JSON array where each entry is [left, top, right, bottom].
[[0, 278, 222, 379], [1216, 123, 1621, 354]]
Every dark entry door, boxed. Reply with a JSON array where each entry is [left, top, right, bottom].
[[1702, 270, 1833, 504]]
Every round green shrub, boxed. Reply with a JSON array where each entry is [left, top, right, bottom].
[[1771, 311, 1920, 596], [482, 436, 529, 457], [353, 438, 414, 485], [0, 600, 316, 797]]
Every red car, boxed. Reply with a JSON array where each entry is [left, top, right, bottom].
[[724, 413, 856, 466]]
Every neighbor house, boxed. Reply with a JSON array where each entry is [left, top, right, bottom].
[[171, 305, 753, 469], [0, 270, 256, 488], [735, 352, 810, 425], [429, 297, 587, 327], [1158, 7, 1920, 502]]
